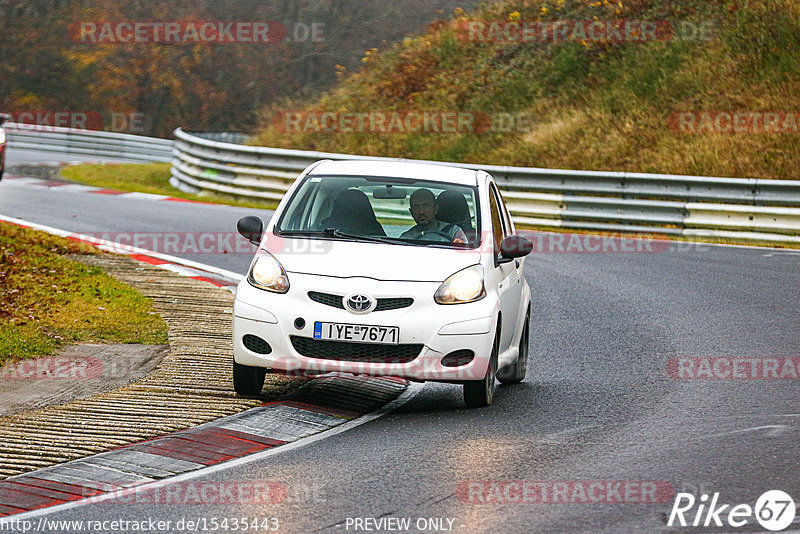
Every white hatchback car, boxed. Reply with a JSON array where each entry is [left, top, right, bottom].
[[233, 160, 532, 407]]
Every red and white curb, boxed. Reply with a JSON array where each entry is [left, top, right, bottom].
[[0, 376, 413, 517], [2, 175, 214, 205], [0, 214, 241, 292]]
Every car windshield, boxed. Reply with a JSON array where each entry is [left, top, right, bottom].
[[275, 174, 481, 248]]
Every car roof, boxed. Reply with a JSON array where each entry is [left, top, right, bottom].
[[307, 160, 480, 187]]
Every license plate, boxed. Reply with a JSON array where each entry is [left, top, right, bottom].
[[313, 322, 399, 344]]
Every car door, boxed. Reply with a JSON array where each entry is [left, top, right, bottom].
[[487, 179, 522, 355]]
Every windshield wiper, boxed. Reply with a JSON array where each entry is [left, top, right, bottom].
[[278, 228, 448, 247], [276, 228, 406, 244], [322, 228, 409, 245], [404, 238, 472, 248], [275, 230, 330, 236]]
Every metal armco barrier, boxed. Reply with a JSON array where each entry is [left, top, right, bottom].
[[12, 123, 794, 244], [171, 128, 800, 244], [5, 123, 173, 162]]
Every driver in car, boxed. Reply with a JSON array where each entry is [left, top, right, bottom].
[[401, 189, 467, 244]]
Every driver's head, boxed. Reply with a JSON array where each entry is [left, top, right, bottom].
[[409, 188, 437, 227]]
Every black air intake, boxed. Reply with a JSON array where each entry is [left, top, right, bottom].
[[441, 350, 475, 367], [243, 334, 272, 354]]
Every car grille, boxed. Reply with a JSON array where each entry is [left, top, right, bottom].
[[290, 336, 422, 364], [374, 297, 414, 311], [308, 291, 345, 309], [307, 291, 413, 312]]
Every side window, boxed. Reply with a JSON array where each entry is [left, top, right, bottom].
[[282, 182, 317, 230], [488, 186, 505, 255], [490, 183, 513, 237], [497, 188, 515, 234]]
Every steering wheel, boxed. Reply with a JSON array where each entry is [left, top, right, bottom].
[[419, 230, 457, 242]]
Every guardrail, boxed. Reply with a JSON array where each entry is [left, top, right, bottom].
[[5, 123, 173, 162], [171, 128, 800, 244], [9, 123, 795, 244]]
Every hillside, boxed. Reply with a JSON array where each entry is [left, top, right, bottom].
[[252, 0, 800, 179], [0, 0, 484, 136]]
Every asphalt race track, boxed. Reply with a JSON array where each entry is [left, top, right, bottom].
[[1, 167, 799, 533]]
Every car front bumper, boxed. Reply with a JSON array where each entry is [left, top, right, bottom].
[[232, 271, 498, 382]]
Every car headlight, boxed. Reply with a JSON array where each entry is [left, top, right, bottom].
[[247, 252, 289, 293], [0, 130, 5, 145], [434, 265, 485, 304]]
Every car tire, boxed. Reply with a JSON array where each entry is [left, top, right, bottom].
[[498, 310, 529, 385], [463, 328, 499, 408], [233, 359, 267, 395]]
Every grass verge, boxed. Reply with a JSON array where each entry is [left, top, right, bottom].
[[0, 222, 169, 365], [59, 163, 277, 210]]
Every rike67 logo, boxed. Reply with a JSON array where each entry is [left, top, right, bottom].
[[668, 490, 796, 531]]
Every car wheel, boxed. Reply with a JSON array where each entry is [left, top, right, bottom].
[[498, 311, 529, 385], [233, 359, 267, 395], [463, 329, 499, 408]]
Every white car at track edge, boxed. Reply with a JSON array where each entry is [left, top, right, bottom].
[[233, 159, 532, 407]]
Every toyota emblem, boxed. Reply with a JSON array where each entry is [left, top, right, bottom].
[[345, 294, 374, 313]]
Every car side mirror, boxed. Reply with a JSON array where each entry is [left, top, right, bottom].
[[237, 216, 264, 246], [499, 235, 533, 262]]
